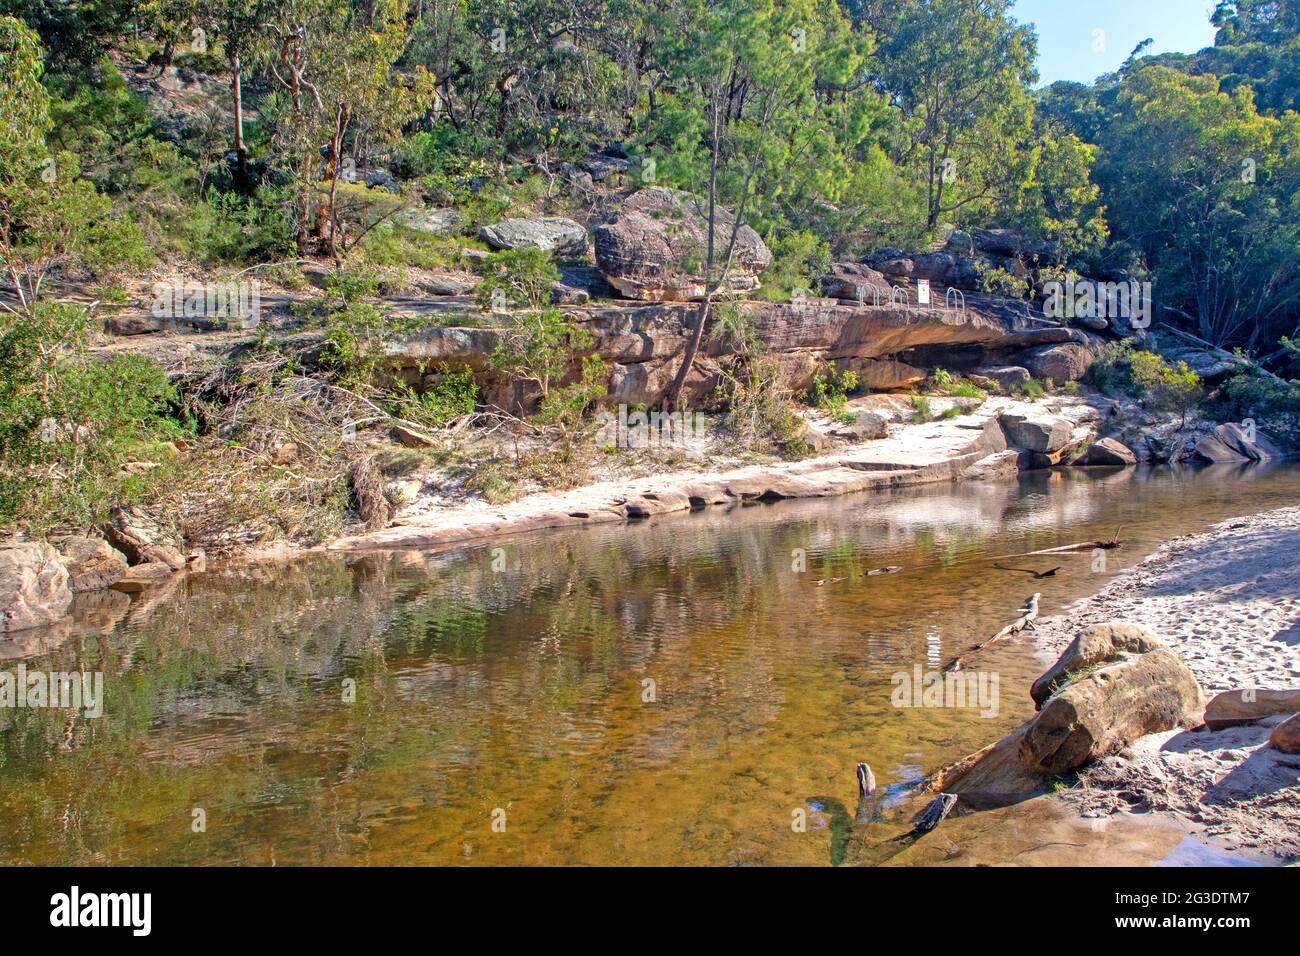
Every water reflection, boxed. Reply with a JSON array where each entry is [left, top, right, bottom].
[[2, 463, 1298, 865]]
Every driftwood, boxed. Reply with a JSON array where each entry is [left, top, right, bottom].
[[996, 525, 1124, 560], [993, 563, 1062, 578], [910, 793, 958, 836], [944, 593, 1040, 673], [817, 566, 902, 586]]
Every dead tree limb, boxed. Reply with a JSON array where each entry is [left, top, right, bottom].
[[910, 793, 958, 836], [944, 593, 1040, 673]]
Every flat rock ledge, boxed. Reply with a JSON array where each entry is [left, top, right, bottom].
[[328, 396, 1084, 553]]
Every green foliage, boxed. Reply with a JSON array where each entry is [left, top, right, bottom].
[[394, 365, 479, 428], [759, 230, 831, 302], [976, 263, 1030, 299], [0, 299, 181, 528], [1011, 378, 1046, 400], [491, 305, 596, 404], [1090, 341, 1205, 424], [910, 394, 934, 422], [200, 188, 295, 265], [809, 362, 858, 418], [477, 247, 561, 312], [1214, 368, 1300, 427]]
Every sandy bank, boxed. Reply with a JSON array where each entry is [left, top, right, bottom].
[[1033, 507, 1300, 863]]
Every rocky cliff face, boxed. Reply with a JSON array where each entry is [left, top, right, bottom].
[[385, 297, 1106, 410]]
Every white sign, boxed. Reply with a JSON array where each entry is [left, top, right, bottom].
[[916, 279, 930, 305]]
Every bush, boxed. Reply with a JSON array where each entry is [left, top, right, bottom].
[[759, 230, 831, 302], [477, 247, 561, 311], [0, 301, 181, 529], [1089, 341, 1204, 425], [809, 362, 859, 418], [201, 188, 295, 265], [395, 366, 479, 428]]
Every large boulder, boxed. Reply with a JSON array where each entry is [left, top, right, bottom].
[[403, 207, 464, 237], [55, 536, 128, 592], [999, 411, 1072, 453], [593, 187, 772, 301], [962, 449, 1027, 482], [1074, 437, 1137, 467], [1204, 688, 1300, 729], [821, 262, 892, 304], [1193, 422, 1285, 463], [830, 410, 889, 442], [845, 357, 927, 390], [480, 217, 588, 258], [1030, 622, 1166, 707], [0, 542, 73, 632], [1022, 646, 1203, 774], [971, 366, 1031, 390], [1018, 341, 1095, 383], [1270, 712, 1300, 754]]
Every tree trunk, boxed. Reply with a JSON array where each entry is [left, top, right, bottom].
[[665, 298, 711, 411], [231, 50, 250, 192]]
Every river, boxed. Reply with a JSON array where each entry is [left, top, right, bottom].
[[2, 462, 1298, 865]]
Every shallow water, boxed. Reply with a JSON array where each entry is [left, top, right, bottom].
[[2, 462, 1298, 866]]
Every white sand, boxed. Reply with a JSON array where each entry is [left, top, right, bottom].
[[1034, 507, 1300, 863]]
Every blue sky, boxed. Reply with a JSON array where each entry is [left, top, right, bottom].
[[1012, 0, 1220, 86]]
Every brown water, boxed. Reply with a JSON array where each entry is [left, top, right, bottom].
[[2, 462, 1298, 866]]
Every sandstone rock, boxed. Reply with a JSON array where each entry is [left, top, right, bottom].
[[580, 153, 630, 182], [390, 424, 438, 448], [1018, 341, 1095, 383], [1204, 688, 1300, 729], [1030, 622, 1166, 707], [1193, 422, 1285, 463], [999, 412, 1072, 453], [830, 411, 889, 442], [0, 542, 73, 631], [419, 274, 477, 296], [847, 357, 927, 390], [593, 187, 772, 301], [109, 561, 179, 594], [962, 449, 1026, 482], [480, 217, 588, 258], [821, 263, 892, 304], [1270, 712, 1300, 754], [972, 366, 1031, 389], [54, 536, 128, 592], [1075, 437, 1137, 467], [1021, 647, 1203, 774], [550, 281, 590, 305], [970, 227, 1021, 257], [387, 478, 424, 507]]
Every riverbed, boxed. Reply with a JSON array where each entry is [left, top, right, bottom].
[[2, 462, 1298, 865]]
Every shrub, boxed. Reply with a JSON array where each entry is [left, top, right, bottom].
[[910, 394, 934, 422], [201, 188, 295, 266], [477, 247, 561, 312], [810, 362, 859, 418], [0, 301, 181, 529]]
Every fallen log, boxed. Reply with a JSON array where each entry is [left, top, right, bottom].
[[944, 593, 1040, 672]]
